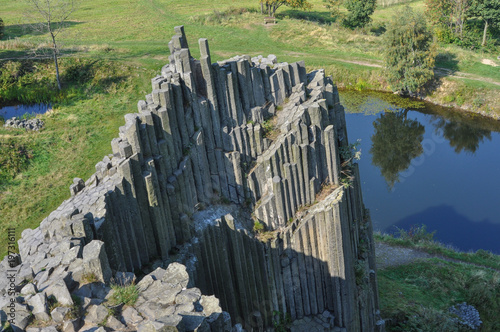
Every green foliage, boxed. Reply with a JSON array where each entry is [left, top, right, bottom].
[[0, 17, 4, 40], [339, 139, 361, 187], [384, 6, 436, 95], [0, 139, 34, 182], [396, 306, 459, 332], [82, 272, 99, 284], [396, 224, 436, 244], [339, 139, 362, 165], [253, 220, 264, 233], [273, 310, 292, 332], [324, 0, 343, 19], [0, 60, 59, 104], [261, 0, 312, 17], [109, 283, 139, 306], [375, 232, 500, 271], [354, 259, 367, 285], [342, 0, 377, 28], [469, 0, 500, 45], [378, 259, 500, 331]]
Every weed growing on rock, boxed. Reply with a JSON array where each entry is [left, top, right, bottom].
[[109, 283, 139, 307]]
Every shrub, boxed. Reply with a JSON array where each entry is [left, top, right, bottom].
[[384, 6, 436, 95], [342, 0, 377, 29], [253, 220, 264, 233]]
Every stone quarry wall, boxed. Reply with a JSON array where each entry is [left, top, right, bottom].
[[0, 26, 383, 332]]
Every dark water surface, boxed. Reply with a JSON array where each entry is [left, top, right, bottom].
[[0, 103, 51, 120], [341, 91, 500, 254]]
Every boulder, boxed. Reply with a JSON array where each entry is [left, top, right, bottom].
[[82, 240, 112, 283], [27, 293, 50, 321]]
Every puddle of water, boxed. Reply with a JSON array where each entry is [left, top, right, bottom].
[[0, 103, 51, 120]]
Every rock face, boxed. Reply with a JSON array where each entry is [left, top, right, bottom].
[[0, 26, 384, 331]]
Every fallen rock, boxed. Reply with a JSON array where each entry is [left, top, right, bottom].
[[27, 293, 50, 321]]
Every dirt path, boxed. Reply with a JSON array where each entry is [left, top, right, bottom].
[[434, 68, 500, 86], [376, 242, 500, 272], [329, 57, 500, 86], [376, 242, 433, 269]]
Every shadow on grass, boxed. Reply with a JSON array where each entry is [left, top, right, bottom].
[[3, 21, 83, 39], [0, 49, 34, 60], [434, 51, 459, 75], [276, 10, 336, 24]]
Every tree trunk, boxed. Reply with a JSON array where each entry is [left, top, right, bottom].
[[482, 19, 488, 46], [261, 2, 263, 14], [51, 33, 61, 90]]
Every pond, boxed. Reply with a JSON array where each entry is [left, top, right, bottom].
[[0, 103, 51, 120], [341, 91, 500, 254]]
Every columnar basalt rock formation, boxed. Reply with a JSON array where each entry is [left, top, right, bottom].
[[0, 26, 384, 332]]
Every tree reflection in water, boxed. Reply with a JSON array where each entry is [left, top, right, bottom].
[[370, 110, 425, 189], [432, 117, 492, 154]]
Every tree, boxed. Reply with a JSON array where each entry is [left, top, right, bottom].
[[23, 0, 79, 90], [324, 0, 343, 20], [469, 0, 500, 46], [0, 17, 4, 40], [342, 0, 377, 29], [425, 0, 472, 41], [260, 0, 312, 17], [384, 6, 436, 96], [370, 110, 425, 189]]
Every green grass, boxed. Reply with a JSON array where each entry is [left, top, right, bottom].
[[376, 228, 500, 331], [109, 283, 139, 307], [378, 259, 500, 331], [375, 231, 500, 274]]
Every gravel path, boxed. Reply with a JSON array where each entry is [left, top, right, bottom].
[[375, 242, 433, 270], [375, 242, 500, 272]]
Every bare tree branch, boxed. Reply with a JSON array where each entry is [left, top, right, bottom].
[[22, 0, 79, 90]]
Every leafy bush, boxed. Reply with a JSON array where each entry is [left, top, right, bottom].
[[342, 0, 377, 29], [384, 6, 436, 95]]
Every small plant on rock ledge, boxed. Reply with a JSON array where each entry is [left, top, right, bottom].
[[339, 139, 361, 187], [273, 310, 292, 332], [109, 283, 139, 307]]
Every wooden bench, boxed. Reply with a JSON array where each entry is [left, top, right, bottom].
[[264, 16, 276, 24]]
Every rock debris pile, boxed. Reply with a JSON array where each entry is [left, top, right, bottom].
[[3, 117, 44, 131]]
